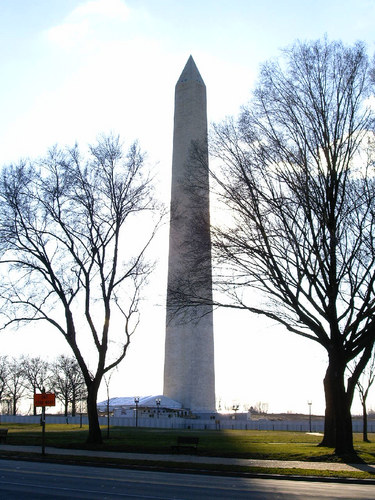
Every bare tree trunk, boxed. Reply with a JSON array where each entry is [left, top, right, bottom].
[[72, 387, 76, 417], [12, 396, 17, 416], [321, 354, 354, 455], [321, 369, 335, 447], [362, 400, 369, 442], [86, 381, 102, 444], [64, 394, 69, 417], [33, 384, 37, 416]]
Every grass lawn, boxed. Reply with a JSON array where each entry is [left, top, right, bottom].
[[2, 423, 375, 464]]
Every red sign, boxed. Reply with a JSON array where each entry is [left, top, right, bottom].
[[34, 393, 56, 407]]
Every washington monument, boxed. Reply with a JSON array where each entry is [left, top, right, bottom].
[[163, 56, 215, 412]]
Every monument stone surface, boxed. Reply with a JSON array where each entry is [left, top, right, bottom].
[[163, 56, 215, 412]]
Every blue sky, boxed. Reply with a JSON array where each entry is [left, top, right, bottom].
[[0, 0, 374, 414], [1, 0, 374, 165]]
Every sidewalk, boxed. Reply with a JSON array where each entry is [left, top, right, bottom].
[[1, 444, 375, 474]]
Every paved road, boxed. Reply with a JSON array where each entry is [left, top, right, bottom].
[[0, 459, 374, 499]]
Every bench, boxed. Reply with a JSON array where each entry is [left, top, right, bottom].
[[173, 436, 199, 454], [0, 429, 8, 443]]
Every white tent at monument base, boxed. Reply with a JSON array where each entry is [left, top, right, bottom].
[[97, 395, 182, 414]]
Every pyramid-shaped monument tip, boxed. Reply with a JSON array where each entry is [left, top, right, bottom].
[[177, 55, 205, 86]]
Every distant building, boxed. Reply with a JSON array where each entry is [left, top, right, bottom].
[[97, 395, 183, 417]]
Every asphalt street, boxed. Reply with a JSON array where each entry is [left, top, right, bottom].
[[0, 459, 374, 499]]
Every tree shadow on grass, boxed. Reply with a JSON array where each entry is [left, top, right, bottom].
[[303, 449, 375, 474], [306, 450, 366, 464]]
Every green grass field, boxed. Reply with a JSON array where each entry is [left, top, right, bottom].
[[3, 423, 375, 464]]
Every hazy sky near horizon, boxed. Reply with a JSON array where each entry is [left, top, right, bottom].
[[0, 0, 374, 415]]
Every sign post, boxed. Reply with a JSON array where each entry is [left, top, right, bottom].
[[34, 392, 56, 455]]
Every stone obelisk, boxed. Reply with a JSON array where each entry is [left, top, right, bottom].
[[163, 56, 215, 412]]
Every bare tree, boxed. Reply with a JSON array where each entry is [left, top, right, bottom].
[[349, 349, 375, 442], [0, 135, 161, 443], [206, 39, 375, 455], [6, 357, 25, 415], [51, 356, 73, 417], [0, 356, 8, 412], [252, 402, 269, 415], [50, 355, 87, 417], [103, 368, 116, 439], [21, 355, 51, 415]]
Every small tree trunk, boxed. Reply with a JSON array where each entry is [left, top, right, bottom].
[[72, 388, 76, 417], [64, 394, 69, 417], [320, 353, 354, 455], [86, 381, 102, 444], [33, 385, 37, 416], [362, 400, 369, 442]]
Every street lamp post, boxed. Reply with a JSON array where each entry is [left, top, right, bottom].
[[308, 401, 312, 432], [134, 397, 140, 428], [155, 398, 161, 418]]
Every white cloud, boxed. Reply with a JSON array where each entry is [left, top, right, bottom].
[[45, 0, 130, 49], [46, 19, 90, 50], [73, 0, 130, 20]]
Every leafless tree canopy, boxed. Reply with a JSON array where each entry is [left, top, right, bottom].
[[50, 355, 87, 417], [0, 356, 8, 405], [0, 354, 87, 416], [21, 355, 51, 415], [5, 357, 25, 415], [210, 38, 375, 454], [0, 134, 161, 442]]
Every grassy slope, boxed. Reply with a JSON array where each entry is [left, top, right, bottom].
[[3, 424, 375, 461]]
